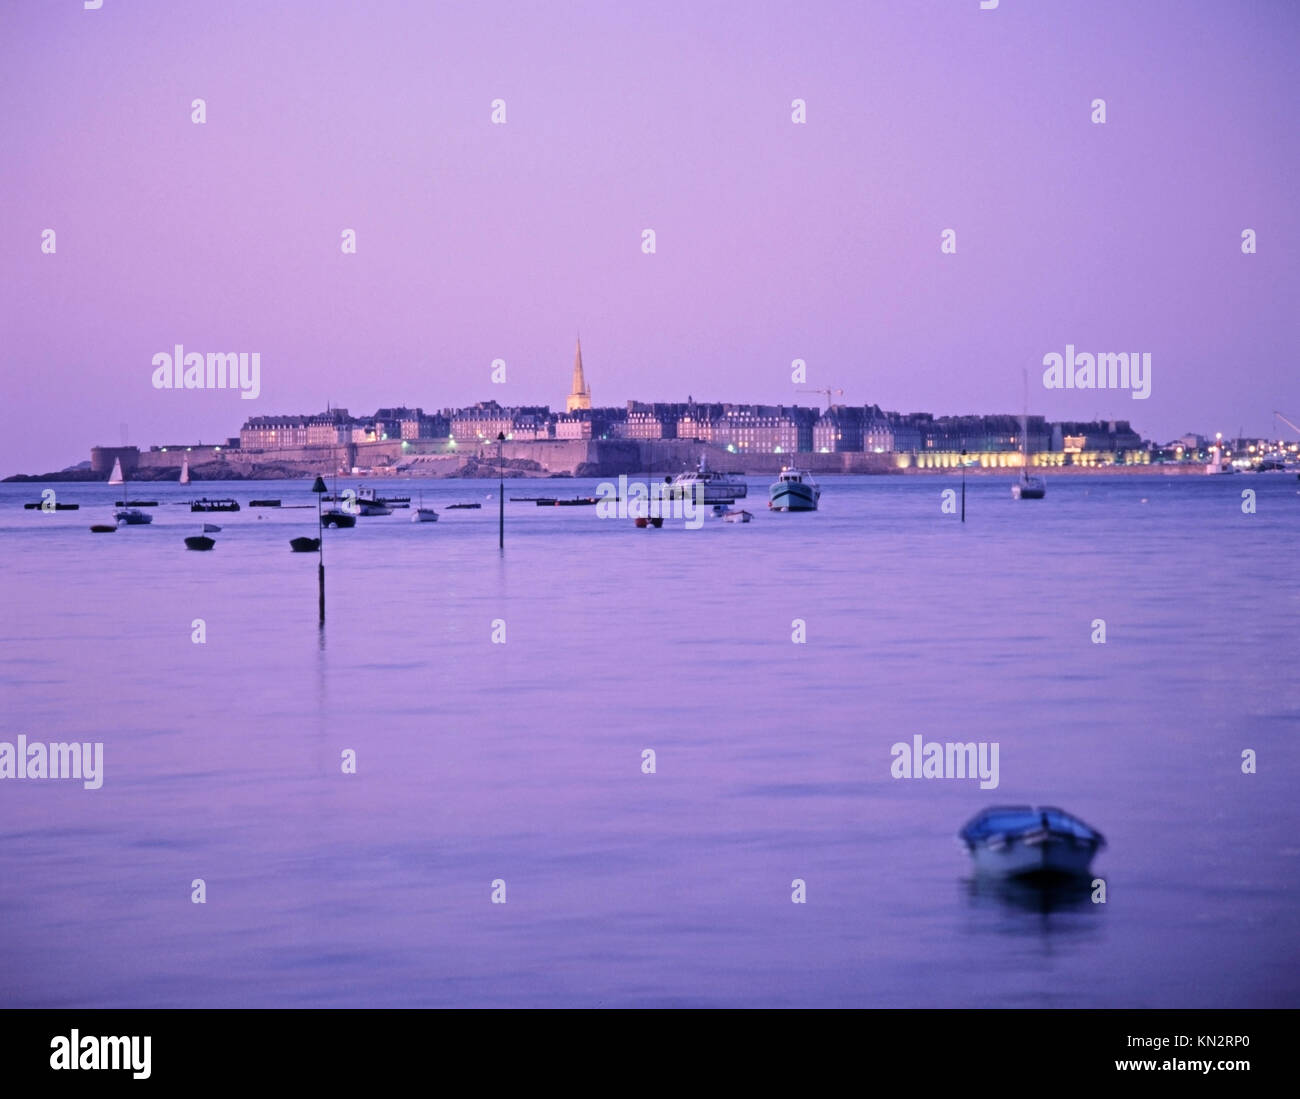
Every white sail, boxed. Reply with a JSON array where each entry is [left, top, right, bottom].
[[179, 456, 190, 485], [108, 458, 124, 485]]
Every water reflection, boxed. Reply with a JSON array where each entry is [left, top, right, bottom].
[[961, 874, 1105, 944]]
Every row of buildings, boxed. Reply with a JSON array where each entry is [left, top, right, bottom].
[[226, 340, 1147, 463], [235, 401, 1145, 459]]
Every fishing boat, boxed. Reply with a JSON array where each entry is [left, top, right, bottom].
[[1012, 370, 1046, 499], [191, 497, 240, 512], [289, 536, 321, 552], [768, 468, 820, 511], [663, 456, 747, 504], [411, 491, 438, 522], [184, 534, 215, 551], [179, 456, 190, 485], [959, 806, 1105, 879], [358, 499, 392, 516]]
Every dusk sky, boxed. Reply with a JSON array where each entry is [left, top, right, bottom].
[[2, 0, 1297, 474]]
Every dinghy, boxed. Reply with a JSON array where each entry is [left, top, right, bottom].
[[184, 534, 216, 551], [959, 806, 1104, 879]]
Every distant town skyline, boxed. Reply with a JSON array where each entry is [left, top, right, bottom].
[[3, 1, 1297, 474]]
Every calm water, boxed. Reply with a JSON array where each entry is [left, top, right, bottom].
[[1, 474, 1297, 1007]]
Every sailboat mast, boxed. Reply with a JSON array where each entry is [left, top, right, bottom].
[[1021, 368, 1030, 473]]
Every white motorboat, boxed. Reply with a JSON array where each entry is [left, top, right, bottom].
[[721, 508, 752, 523], [663, 456, 748, 504], [959, 806, 1105, 879], [411, 507, 439, 522]]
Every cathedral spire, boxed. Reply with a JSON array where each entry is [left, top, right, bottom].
[[566, 337, 591, 411]]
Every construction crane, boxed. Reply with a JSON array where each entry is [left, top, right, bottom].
[[798, 387, 844, 411], [1274, 410, 1300, 436]]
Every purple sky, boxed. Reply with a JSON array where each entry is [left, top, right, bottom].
[[2, 0, 1297, 474]]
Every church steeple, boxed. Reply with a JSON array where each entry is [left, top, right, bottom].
[[566, 337, 591, 411]]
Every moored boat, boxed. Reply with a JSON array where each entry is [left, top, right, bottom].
[[412, 507, 439, 522], [663, 456, 747, 504], [722, 508, 752, 523], [289, 536, 321, 552], [184, 534, 216, 551], [191, 498, 240, 512], [959, 806, 1105, 879], [89, 524, 117, 533], [1012, 370, 1046, 500], [322, 509, 357, 529], [202, 523, 222, 533], [115, 509, 153, 525], [1012, 471, 1046, 500], [768, 468, 820, 511]]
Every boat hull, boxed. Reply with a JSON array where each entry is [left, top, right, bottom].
[[1012, 483, 1046, 500], [184, 535, 215, 551], [411, 509, 439, 522], [665, 481, 747, 505], [322, 510, 357, 529], [968, 835, 1099, 879], [289, 536, 321, 552], [115, 510, 153, 525], [769, 483, 819, 511]]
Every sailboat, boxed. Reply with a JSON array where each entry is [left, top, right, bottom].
[[179, 455, 190, 485], [113, 456, 152, 525], [1012, 370, 1046, 500]]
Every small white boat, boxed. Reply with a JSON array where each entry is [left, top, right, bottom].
[[722, 509, 752, 523], [411, 507, 439, 523], [959, 806, 1105, 879], [202, 523, 222, 533]]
